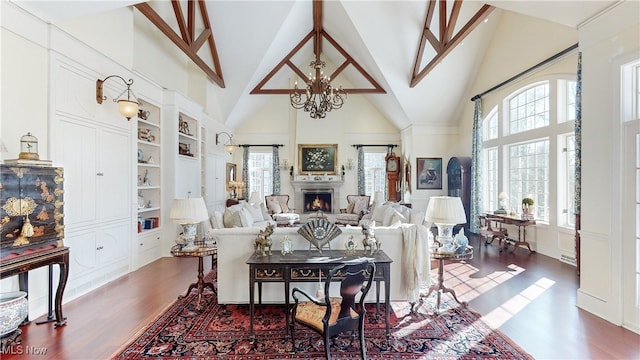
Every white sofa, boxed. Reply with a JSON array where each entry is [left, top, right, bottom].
[[211, 224, 432, 305], [202, 202, 276, 235]]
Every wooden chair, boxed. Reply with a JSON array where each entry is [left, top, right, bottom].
[[478, 215, 508, 247], [290, 260, 376, 359]]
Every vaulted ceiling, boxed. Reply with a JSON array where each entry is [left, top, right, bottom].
[[16, 0, 617, 131]]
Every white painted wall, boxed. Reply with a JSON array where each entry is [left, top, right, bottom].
[[577, 0, 640, 330]]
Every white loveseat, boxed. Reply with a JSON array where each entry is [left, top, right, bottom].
[[211, 223, 432, 305]]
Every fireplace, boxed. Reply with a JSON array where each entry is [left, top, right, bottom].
[[292, 178, 343, 214], [303, 191, 332, 213]]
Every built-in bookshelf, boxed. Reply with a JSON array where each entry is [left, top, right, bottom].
[[178, 113, 198, 159], [136, 102, 161, 234]]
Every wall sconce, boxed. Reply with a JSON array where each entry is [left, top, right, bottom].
[[216, 132, 234, 155], [279, 159, 289, 169], [96, 75, 139, 120], [345, 158, 354, 170]]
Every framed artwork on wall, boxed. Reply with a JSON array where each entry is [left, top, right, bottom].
[[416, 157, 442, 189], [298, 144, 338, 175], [226, 163, 236, 190]]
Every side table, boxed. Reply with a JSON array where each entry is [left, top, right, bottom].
[[415, 246, 473, 313], [171, 242, 217, 310]]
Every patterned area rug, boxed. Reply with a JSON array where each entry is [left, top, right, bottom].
[[113, 270, 533, 359]]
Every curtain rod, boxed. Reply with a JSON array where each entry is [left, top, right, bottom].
[[237, 144, 284, 148], [352, 144, 397, 148], [470, 42, 579, 101]]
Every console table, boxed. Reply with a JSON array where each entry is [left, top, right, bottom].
[[246, 249, 392, 341], [483, 213, 536, 253], [0, 246, 70, 327]]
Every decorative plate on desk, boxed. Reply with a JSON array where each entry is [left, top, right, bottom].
[[297, 218, 342, 253]]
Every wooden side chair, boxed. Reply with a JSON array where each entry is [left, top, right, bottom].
[[290, 260, 376, 359], [478, 215, 508, 248]]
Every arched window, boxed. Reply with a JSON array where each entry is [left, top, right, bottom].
[[482, 77, 576, 225]]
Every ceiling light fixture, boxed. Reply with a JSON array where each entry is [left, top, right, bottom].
[[96, 75, 139, 120], [216, 132, 234, 155], [290, 59, 345, 119]]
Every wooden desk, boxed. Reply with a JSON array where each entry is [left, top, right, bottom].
[[0, 247, 70, 327], [246, 250, 392, 341], [482, 213, 536, 253]]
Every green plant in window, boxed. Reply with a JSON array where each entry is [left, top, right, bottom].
[[522, 197, 534, 206]]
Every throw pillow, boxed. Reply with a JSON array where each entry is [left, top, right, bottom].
[[244, 203, 264, 223], [211, 211, 224, 229], [372, 204, 390, 223], [280, 201, 290, 213], [346, 202, 355, 214], [223, 208, 243, 228], [410, 210, 426, 226], [259, 203, 271, 221], [267, 199, 282, 214], [382, 206, 397, 226], [239, 207, 253, 227], [353, 197, 369, 215]]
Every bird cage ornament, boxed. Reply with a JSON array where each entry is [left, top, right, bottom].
[[18, 132, 39, 160]]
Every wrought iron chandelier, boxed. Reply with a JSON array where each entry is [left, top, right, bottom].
[[290, 60, 345, 119]]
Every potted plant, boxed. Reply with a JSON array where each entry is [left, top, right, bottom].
[[521, 197, 534, 219]]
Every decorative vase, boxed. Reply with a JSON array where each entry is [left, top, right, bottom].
[[0, 291, 28, 336], [454, 229, 468, 254]]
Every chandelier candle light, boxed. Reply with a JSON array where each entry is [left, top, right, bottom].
[[290, 60, 345, 119]]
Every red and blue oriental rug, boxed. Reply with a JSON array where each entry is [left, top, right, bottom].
[[113, 271, 533, 359]]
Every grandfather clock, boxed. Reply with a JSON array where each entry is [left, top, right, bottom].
[[385, 153, 401, 202]]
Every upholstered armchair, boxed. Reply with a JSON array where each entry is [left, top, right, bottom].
[[290, 260, 376, 359], [265, 194, 300, 226], [335, 195, 371, 226]]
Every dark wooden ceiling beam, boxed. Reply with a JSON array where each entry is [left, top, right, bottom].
[[171, 0, 190, 43], [135, 1, 225, 88], [411, 1, 494, 88], [251, 0, 384, 95]]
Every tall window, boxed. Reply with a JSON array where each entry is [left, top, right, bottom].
[[508, 140, 549, 219], [484, 109, 499, 140], [484, 147, 498, 211], [562, 134, 576, 226], [364, 152, 386, 199], [248, 152, 273, 199], [482, 77, 575, 224]]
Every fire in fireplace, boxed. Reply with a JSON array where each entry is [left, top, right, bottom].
[[303, 191, 332, 213]]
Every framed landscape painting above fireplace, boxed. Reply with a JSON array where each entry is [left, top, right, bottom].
[[298, 144, 338, 175]]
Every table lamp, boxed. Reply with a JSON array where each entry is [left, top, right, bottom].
[[248, 191, 261, 206], [425, 196, 467, 250], [170, 196, 209, 252]]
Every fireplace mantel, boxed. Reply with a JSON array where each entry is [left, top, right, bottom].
[[292, 178, 344, 214]]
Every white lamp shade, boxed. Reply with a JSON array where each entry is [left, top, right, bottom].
[[425, 196, 467, 225], [248, 192, 261, 206], [170, 197, 208, 224], [374, 191, 384, 204], [118, 99, 139, 119]]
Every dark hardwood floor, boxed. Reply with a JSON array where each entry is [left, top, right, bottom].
[[2, 235, 639, 359]]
